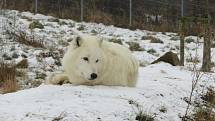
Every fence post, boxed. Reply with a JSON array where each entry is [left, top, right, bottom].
[[181, 0, 183, 17], [81, 0, 83, 21], [35, 0, 38, 14], [129, 0, 132, 26]]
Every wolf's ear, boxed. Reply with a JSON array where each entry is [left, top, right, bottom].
[[72, 36, 83, 48]]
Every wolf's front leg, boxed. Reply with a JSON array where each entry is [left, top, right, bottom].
[[46, 73, 69, 85]]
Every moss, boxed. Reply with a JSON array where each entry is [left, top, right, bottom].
[[29, 21, 44, 29]]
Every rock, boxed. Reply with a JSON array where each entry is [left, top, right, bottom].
[[21, 54, 28, 58], [151, 51, 180, 66], [2, 54, 12, 60], [12, 53, 19, 58], [16, 59, 28, 68]]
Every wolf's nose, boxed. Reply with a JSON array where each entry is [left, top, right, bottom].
[[90, 73, 97, 80]]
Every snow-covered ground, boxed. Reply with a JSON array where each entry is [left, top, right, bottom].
[[0, 10, 215, 121]]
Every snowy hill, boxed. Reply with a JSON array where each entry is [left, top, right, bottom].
[[0, 10, 215, 121], [0, 63, 196, 121]]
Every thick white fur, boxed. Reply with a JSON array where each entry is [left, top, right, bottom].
[[48, 35, 139, 87]]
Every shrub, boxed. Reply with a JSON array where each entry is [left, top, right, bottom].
[[48, 18, 60, 22], [91, 29, 98, 34], [141, 36, 163, 44], [128, 100, 155, 121], [186, 57, 200, 63], [77, 25, 85, 31], [1, 80, 19, 94], [212, 42, 215, 48], [15, 31, 45, 48], [29, 21, 44, 29], [109, 38, 123, 45], [135, 113, 155, 121], [126, 42, 145, 51], [192, 106, 215, 121], [185, 38, 195, 43], [35, 72, 47, 80], [147, 49, 156, 54], [0, 62, 18, 94], [159, 106, 167, 113], [170, 36, 180, 41], [58, 21, 67, 25]]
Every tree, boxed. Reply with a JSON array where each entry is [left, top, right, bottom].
[[202, 0, 211, 72]]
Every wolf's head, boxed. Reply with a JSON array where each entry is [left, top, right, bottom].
[[66, 35, 105, 81]]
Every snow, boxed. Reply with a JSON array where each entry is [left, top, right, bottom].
[[0, 10, 215, 121], [0, 63, 194, 121]]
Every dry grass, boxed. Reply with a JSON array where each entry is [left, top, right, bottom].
[[1, 80, 19, 94], [186, 87, 215, 121], [14, 31, 45, 48], [0, 62, 19, 94]]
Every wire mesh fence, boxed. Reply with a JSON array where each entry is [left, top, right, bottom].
[[0, 0, 215, 32]]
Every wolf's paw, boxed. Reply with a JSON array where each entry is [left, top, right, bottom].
[[46, 73, 69, 85]]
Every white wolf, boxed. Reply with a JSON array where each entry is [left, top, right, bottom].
[[48, 35, 139, 87]]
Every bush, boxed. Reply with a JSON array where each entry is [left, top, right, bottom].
[[185, 38, 195, 43], [0, 62, 18, 94], [170, 36, 180, 41], [109, 38, 123, 45], [126, 42, 145, 51], [141, 36, 163, 44], [159, 106, 167, 113], [212, 42, 215, 48], [29, 21, 44, 29], [1, 80, 19, 94], [186, 57, 200, 63], [77, 25, 85, 31], [58, 21, 67, 25], [48, 18, 60, 22], [192, 106, 215, 121], [15, 31, 45, 48], [147, 49, 156, 54], [91, 29, 98, 34], [35, 72, 47, 80], [128, 100, 155, 121]]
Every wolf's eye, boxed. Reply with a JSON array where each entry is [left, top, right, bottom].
[[95, 59, 99, 63], [83, 57, 89, 61]]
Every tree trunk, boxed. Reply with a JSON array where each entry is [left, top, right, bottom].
[[202, 26, 211, 72], [180, 21, 185, 66]]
